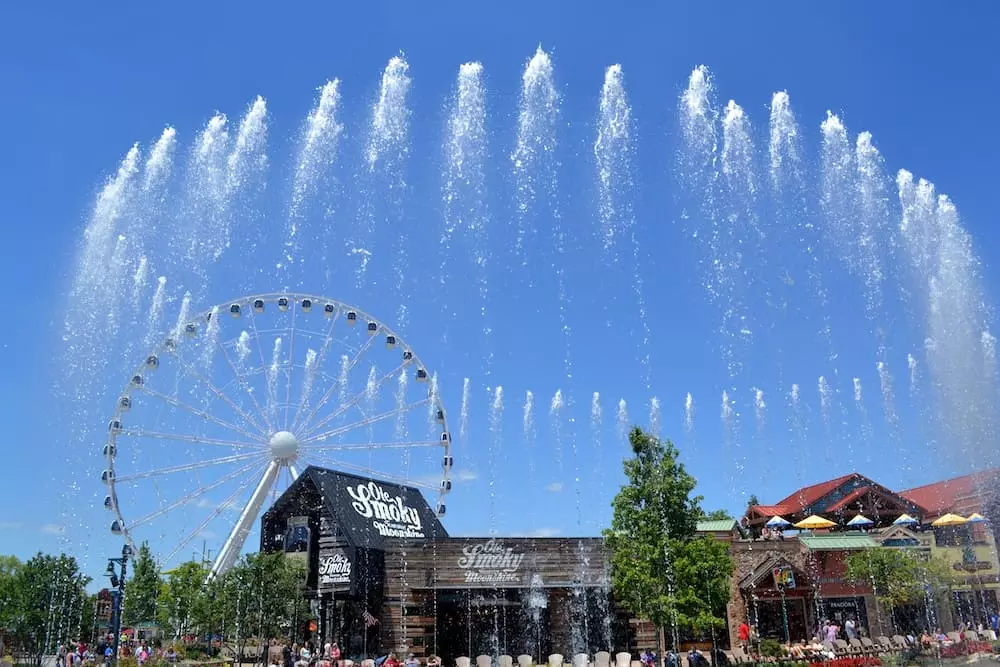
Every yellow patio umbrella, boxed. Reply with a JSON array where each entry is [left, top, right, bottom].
[[931, 513, 968, 527], [794, 514, 837, 529]]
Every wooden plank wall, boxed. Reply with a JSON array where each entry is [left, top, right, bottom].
[[378, 537, 612, 655]]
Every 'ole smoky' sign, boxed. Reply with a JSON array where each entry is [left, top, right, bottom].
[[458, 539, 525, 584]]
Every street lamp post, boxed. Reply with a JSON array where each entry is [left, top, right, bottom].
[[106, 544, 133, 667]]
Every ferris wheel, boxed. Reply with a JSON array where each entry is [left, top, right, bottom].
[[101, 293, 453, 578]]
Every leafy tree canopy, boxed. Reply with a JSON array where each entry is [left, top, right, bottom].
[[0, 553, 90, 655], [603, 427, 734, 639], [124, 542, 161, 626], [845, 547, 954, 611]]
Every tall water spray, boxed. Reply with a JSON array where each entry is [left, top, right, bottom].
[[488, 386, 504, 533], [684, 393, 694, 434], [361, 57, 412, 326], [898, 169, 994, 462], [442, 62, 490, 364], [616, 398, 628, 442], [286, 80, 344, 282], [595, 64, 651, 384], [648, 397, 661, 438]]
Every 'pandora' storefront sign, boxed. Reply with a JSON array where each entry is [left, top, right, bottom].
[[458, 539, 525, 584], [347, 481, 426, 539], [319, 553, 353, 586]]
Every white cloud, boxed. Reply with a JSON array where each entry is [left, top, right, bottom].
[[453, 469, 479, 482], [545, 482, 564, 493], [530, 527, 561, 538], [40, 523, 66, 535], [0, 520, 22, 529]]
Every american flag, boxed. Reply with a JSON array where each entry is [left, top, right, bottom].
[[362, 609, 379, 628]]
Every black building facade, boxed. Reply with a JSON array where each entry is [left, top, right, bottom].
[[261, 467, 632, 661]]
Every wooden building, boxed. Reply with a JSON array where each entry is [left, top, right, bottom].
[[261, 467, 631, 662]]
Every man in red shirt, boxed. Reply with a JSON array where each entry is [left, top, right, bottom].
[[738, 621, 751, 651]]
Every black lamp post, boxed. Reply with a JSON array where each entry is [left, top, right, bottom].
[[106, 544, 133, 667]]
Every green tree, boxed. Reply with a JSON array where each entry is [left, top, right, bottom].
[[158, 561, 209, 639], [220, 552, 308, 654], [0, 555, 23, 632], [845, 548, 954, 616], [700, 509, 733, 521], [1, 553, 90, 657], [124, 543, 161, 626], [604, 428, 733, 646]]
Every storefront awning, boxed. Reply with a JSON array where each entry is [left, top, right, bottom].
[[799, 534, 879, 550]]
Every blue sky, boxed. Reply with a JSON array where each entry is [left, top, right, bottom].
[[1, 2, 998, 576]]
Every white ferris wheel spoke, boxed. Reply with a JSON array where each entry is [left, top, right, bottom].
[[302, 439, 442, 452], [125, 457, 266, 529], [282, 305, 297, 430], [292, 332, 382, 434], [298, 360, 410, 438], [288, 463, 300, 480], [289, 312, 341, 429], [164, 461, 268, 566], [209, 460, 281, 579], [118, 428, 264, 451], [136, 385, 265, 442], [216, 336, 275, 435], [167, 346, 270, 436], [300, 398, 431, 444], [306, 453, 438, 491], [115, 451, 264, 483]]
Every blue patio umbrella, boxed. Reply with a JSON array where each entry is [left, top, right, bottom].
[[967, 512, 988, 523], [766, 515, 792, 527], [846, 514, 873, 527], [893, 513, 918, 525]]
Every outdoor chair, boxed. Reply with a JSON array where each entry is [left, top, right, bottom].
[[630, 660, 642, 667], [572, 653, 589, 667], [875, 637, 895, 653], [477, 655, 493, 667], [965, 630, 980, 641], [848, 639, 872, 655], [859, 638, 880, 655], [835, 639, 861, 656], [595, 651, 611, 667], [456, 658, 472, 667], [548, 655, 565, 667], [946, 632, 962, 644], [499, 656, 514, 667], [891, 636, 909, 651], [343, 661, 355, 667], [614, 653, 631, 667], [363, 660, 377, 667], [517, 656, 533, 667]]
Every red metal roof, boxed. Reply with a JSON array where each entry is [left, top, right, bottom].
[[774, 473, 858, 510], [899, 468, 1000, 517]]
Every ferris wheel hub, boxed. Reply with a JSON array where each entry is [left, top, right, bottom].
[[268, 430, 300, 460]]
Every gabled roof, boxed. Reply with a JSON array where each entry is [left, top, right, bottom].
[[269, 466, 448, 549], [899, 468, 1000, 518], [696, 519, 738, 533], [774, 473, 858, 512], [738, 555, 810, 590], [746, 473, 926, 525]]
